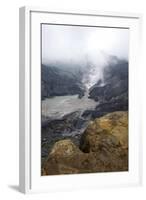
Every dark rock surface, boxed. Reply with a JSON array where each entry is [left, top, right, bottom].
[[41, 58, 129, 173], [87, 60, 128, 118], [42, 111, 128, 175], [41, 64, 85, 99], [41, 111, 89, 164]]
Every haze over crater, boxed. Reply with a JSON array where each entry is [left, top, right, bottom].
[[42, 24, 129, 89]]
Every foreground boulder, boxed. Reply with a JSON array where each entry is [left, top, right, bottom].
[[42, 139, 97, 175], [80, 111, 128, 150], [80, 111, 128, 172], [42, 111, 128, 175]]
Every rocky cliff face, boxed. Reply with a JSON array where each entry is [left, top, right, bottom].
[[41, 64, 84, 99], [42, 111, 128, 175], [84, 60, 128, 118]]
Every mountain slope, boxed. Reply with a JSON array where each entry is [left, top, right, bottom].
[[41, 64, 84, 99], [83, 60, 128, 118]]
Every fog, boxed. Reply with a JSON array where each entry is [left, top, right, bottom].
[[42, 24, 129, 66], [42, 24, 129, 89]]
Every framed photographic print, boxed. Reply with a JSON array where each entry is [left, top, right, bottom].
[[19, 7, 142, 193]]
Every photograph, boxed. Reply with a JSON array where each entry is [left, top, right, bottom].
[[41, 24, 129, 176]]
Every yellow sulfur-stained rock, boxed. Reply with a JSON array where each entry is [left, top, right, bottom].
[[42, 139, 97, 175], [42, 112, 128, 175], [82, 111, 128, 149]]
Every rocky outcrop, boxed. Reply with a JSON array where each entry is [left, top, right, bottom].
[[79, 111, 128, 172], [87, 60, 128, 118], [42, 139, 97, 175], [81, 111, 128, 150], [42, 111, 128, 175], [41, 111, 88, 162]]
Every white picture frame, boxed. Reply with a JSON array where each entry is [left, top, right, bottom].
[[19, 6, 142, 194]]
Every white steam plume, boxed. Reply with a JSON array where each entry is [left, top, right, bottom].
[[42, 24, 129, 88]]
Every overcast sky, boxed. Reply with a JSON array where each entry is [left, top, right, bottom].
[[42, 24, 129, 65]]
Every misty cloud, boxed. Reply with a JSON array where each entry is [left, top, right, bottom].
[[42, 24, 129, 89], [42, 24, 129, 65]]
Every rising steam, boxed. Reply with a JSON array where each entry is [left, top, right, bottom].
[[42, 24, 129, 89]]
